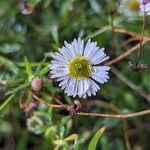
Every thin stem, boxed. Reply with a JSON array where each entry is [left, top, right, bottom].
[[122, 120, 132, 150], [105, 41, 147, 66], [33, 94, 66, 109], [117, 37, 137, 50], [113, 28, 150, 41], [108, 0, 116, 52], [77, 109, 150, 119], [33, 95, 150, 119], [136, 5, 146, 64]]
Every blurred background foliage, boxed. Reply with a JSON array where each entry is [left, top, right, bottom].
[[0, 0, 150, 149]]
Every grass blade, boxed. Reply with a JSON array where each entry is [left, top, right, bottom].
[[87, 126, 106, 150], [0, 94, 15, 113]]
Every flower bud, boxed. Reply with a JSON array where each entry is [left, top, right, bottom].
[[142, 0, 150, 5], [31, 77, 43, 92], [19, 1, 34, 15]]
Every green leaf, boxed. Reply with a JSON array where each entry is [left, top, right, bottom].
[[39, 65, 49, 76], [0, 55, 19, 75], [6, 81, 29, 96], [44, 126, 57, 141], [24, 56, 32, 77], [0, 94, 15, 113], [64, 134, 78, 142], [35, 57, 46, 75], [85, 26, 111, 40], [87, 126, 106, 150]]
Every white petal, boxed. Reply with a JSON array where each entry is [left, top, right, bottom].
[[84, 42, 97, 59], [72, 39, 79, 55], [78, 38, 84, 55], [91, 75, 105, 84], [59, 76, 70, 87], [82, 93, 87, 99], [83, 78, 90, 94], [64, 78, 74, 95], [87, 89, 92, 97], [91, 66, 110, 74], [72, 80, 78, 97], [87, 79, 100, 96], [64, 41, 76, 58], [51, 71, 68, 79], [78, 80, 84, 96], [53, 53, 68, 64], [50, 67, 68, 74], [51, 60, 67, 67], [88, 48, 105, 61], [59, 48, 71, 60], [92, 56, 110, 65], [57, 75, 69, 81], [83, 39, 91, 56]]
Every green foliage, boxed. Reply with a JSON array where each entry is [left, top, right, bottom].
[[87, 126, 106, 150], [0, 0, 150, 150]]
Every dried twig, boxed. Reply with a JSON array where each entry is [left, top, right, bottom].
[[122, 119, 132, 150], [77, 109, 150, 118], [33, 94, 67, 109], [113, 28, 150, 41], [33, 94, 150, 119], [105, 41, 147, 66]]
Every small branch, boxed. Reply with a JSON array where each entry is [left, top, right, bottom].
[[77, 109, 150, 119], [113, 28, 150, 41], [105, 41, 147, 66], [122, 120, 132, 150], [117, 37, 137, 50], [136, 5, 146, 64], [33, 94, 150, 119], [33, 94, 66, 109]]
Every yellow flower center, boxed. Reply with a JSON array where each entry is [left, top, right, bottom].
[[68, 56, 91, 79], [128, 0, 140, 12]]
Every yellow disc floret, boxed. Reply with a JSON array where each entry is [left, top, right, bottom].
[[128, 0, 140, 12], [68, 56, 91, 79]]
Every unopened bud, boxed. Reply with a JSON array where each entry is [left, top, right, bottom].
[[19, 1, 34, 15], [128, 62, 148, 72], [142, 0, 150, 5], [31, 77, 43, 92]]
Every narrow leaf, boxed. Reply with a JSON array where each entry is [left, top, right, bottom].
[[87, 126, 106, 150], [64, 134, 78, 142], [24, 56, 32, 77], [36, 57, 46, 75], [39, 65, 49, 76], [0, 94, 15, 113]]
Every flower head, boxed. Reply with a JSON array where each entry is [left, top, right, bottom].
[[118, 0, 150, 17], [49, 38, 110, 98]]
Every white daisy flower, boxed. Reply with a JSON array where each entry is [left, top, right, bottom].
[[119, 0, 150, 17], [119, 0, 141, 17], [49, 38, 110, 98]]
